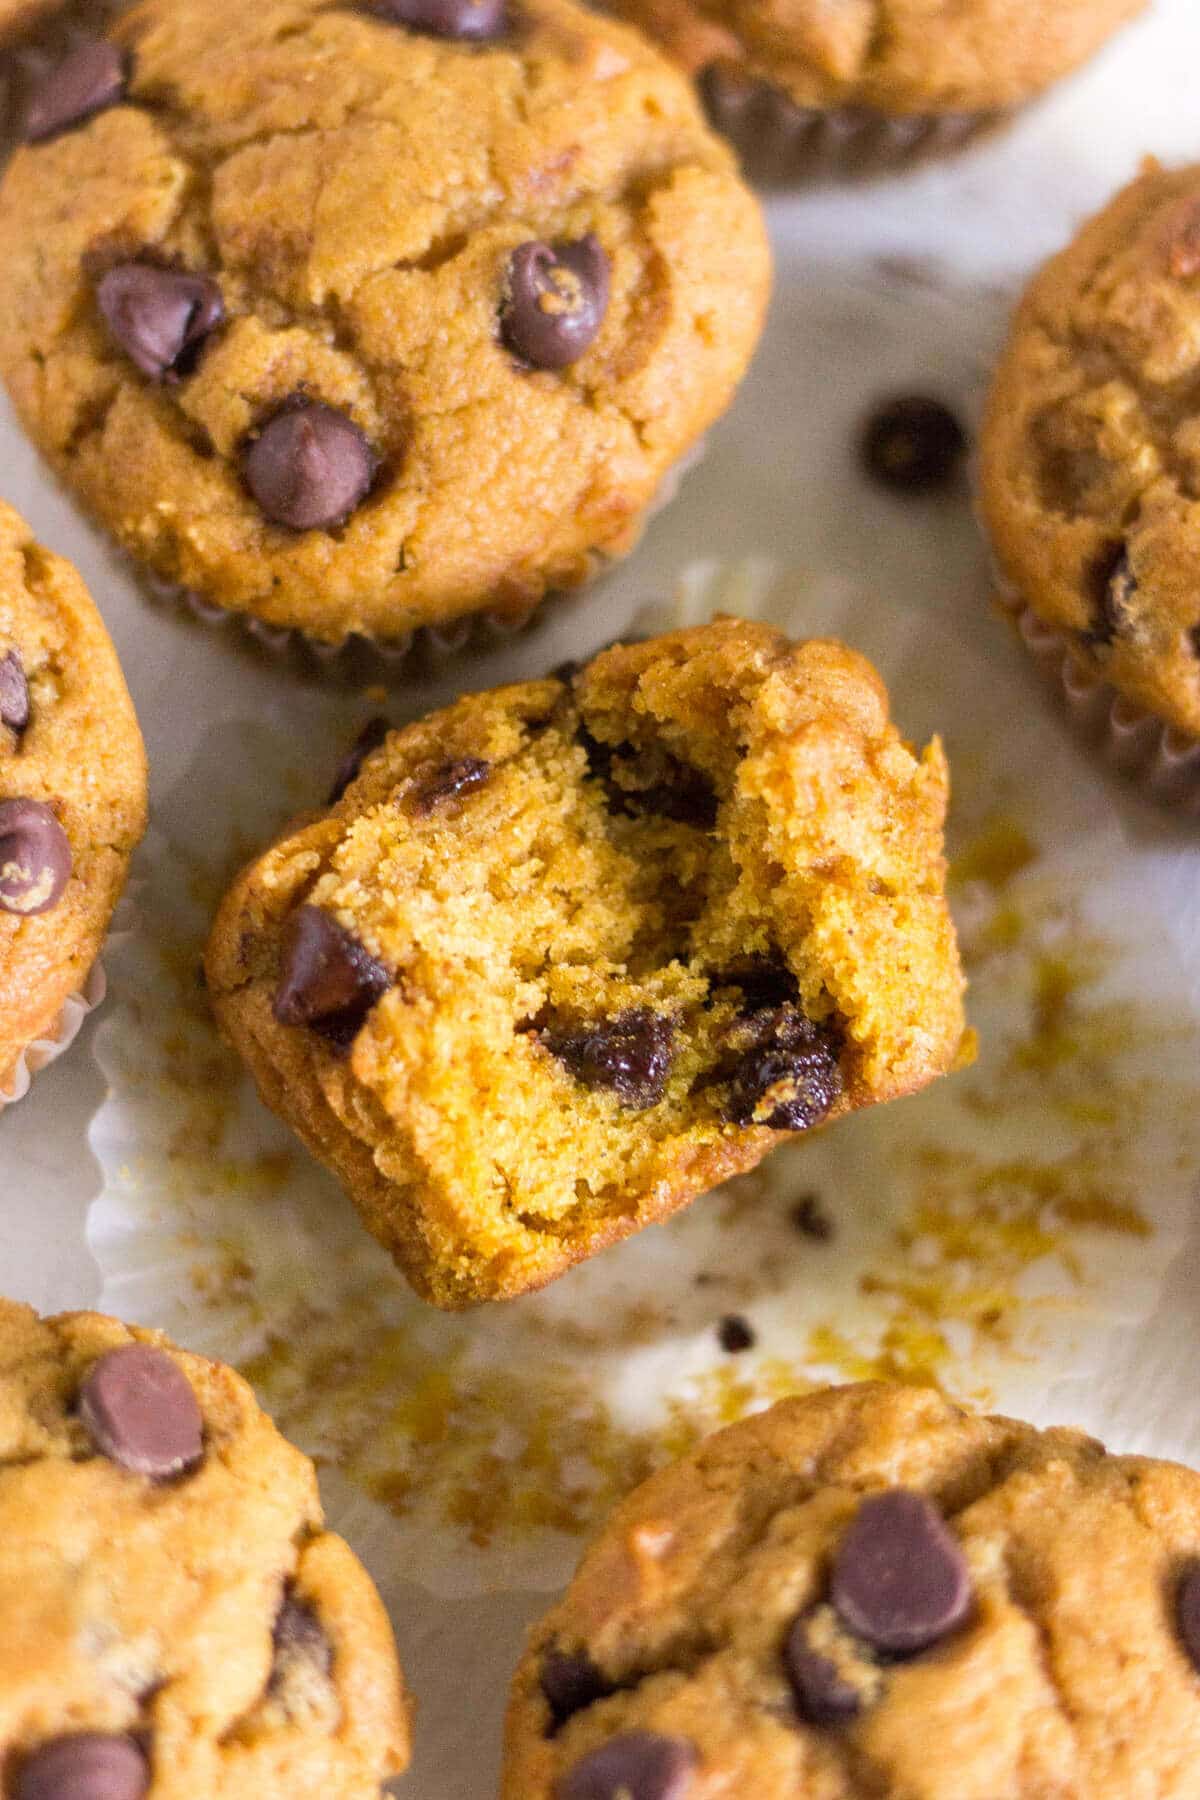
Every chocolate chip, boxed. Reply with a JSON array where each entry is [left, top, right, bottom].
[[273, 905, 390, 1050], [374, 0, 505, 38], [96, 261, 224, 381], [717, 1314, 755, 1353], [790, 1192, 833, 1242], [16, 1734, 149, 1800], [556, 1732, 697, 1800], [717, 957, 798, 1014], [633, 767, 717, 828], [784, 1614, 864, 1727], [328, 716, 390, 804], [0, 650, 30, 734], [1176, 1563, 1200, 1672], [78, 1344, 204, 1479], [541, 1008, 675, 1109], [859, 396, 967, 495], [410, 756, 491, 815], [23, 40, 128, 143], [243, 399, 378, 532], [0, 798, 71, 915], [578, 730, 717, 828], [270, 1592, 333, 1689], [831, 1490, 972, 1656], [540, 1649, 611, 1731], [501, 236, 610, 371], [721, 1005, 842, 1132], [1083, 540, 1137, 648]]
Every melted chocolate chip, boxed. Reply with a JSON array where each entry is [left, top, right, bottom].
[[540, 1649, 612, 1731], [24, 41, 128, 143], [243, 399, 378, 532], [556, 1732, 697, 1800], [16, 1734, 149, 1800], [716, 1314, 755, 1353], [410, 756, 491, 815], [577, 730, 717, 827], [1083, 541, 1138, 648], [78, 1345, 204, 1479], [0, 798, 71, 915], [270, 1591, 333, 1689], [328, 716, 391, 804], [859, 395, 967, 495], [831, 1490, 972, 1656], [0, 650, 30, 734], [273, 906, 391, 1050], [784, 1615, 863, 1727], [96, 261, 224, 381], [541, 1008, 674, 1109], [501, 235, 610, 370], [1177, 1563, 1200, 1673], [375, 0, 506, 36], [721, 1005, 842, 1132], [718, 957, 798, 1014]]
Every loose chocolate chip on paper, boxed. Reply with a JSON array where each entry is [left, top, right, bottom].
[[375, 0, 506, 37], [273, 905, 391, 1050], [790, 1192, 834, 1242], [244, 399, 378, 532], [556, 1732, 697, 1800], [831, 1489, 972, 1656], [540, 1648, 612, 1731], [859, 395, 967, 495], [784, 1614, 864, 1727], [0, 798, 71, 915], [1176, 1562, 1200, 1672], [502, 236, 610, 370], [23, 41, 129, 143], [97, 262, 224, 381], [722, 1005, 842, 1132], [0, 650, 30, 734], [717, 1314, 755, 1353], [411, 756, 491, 815], [16, 1733, 150, 1800], [78, 1344, 204, 1479], [542, 1008, 675, 1109], [328, 716, 391, 804]]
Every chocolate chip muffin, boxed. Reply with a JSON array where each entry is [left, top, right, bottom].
[[0, 0, 769, 648], [980, 160, 1200, 813], [206, 617, 967, 1308], [0, 1299, 411, 1797], [605, 0, 1145, 177], [504, 1381, 1200, 1799], [0, 500, 146, 1099]]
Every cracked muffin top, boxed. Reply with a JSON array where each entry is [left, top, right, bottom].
[[0, 1300, 410, 1798], [0, 499, 146, 1093], [603, 0, 1144, 118], [0, 0, 769, 645], [504, 1381, 1200, 1800], [981, 160, 1200, 742], [205, 617, 966, 1308]]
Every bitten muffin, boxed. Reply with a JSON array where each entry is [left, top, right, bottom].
[[0, 0, 770, 647], [206, 618, 967, 1308], [504, 1381, 1200, 1799], [0, 500, 146, 1097], [0, 1299, 410, 1797], [980, 160, 1200, 796]]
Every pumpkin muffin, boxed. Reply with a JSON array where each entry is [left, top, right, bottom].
[[0, 499, 146, 1100], [980, 159, 1200, 813], [0, 0, 769, 648], [206, 618, 967, 1308], [505, 1381, 1200, 1799]]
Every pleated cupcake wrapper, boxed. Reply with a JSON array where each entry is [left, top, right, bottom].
[[0, 0, 127, 159], [700, 65, 997, 182], [0, 887, 137, 1108]]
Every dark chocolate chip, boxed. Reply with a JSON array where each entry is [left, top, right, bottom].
[[1083, 541, 1137, 648], [78, 1344, 204, 1479], [634, 767, 717, 828], [555, 1732, 697, 1800], [1177, 1562, 1200, 1672], [328, 716, 391, 804], [23, 41, 128, 143], [784, 1615, 863, 1727], [577, 730, 716, 828], [374, 0, 506, 38], [270, 1591, 333, 1689], [717, 1314, 755, 1353], [16, 1734, 149, 1800], [96, 261, 224, 381], [410, 756, 491, 815], [501, 235, 610, 371], [790, 1192, 834, 1242], [273, 905, 391, 1050], [0, 650, 30, 734], [541, 1008, 675, 1109], [717, 956, 798, 1014], [859, 396, 967, 495], [243, 399, 378, 532], [0, 798, 71, 916], [722, 1005, 842, 1132], [831, 1490, 972, 1656], [540, 1649, 611, 1731]]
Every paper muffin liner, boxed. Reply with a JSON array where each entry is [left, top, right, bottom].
[[700, 65, 999, 183], [0, 0, 127, 159]]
